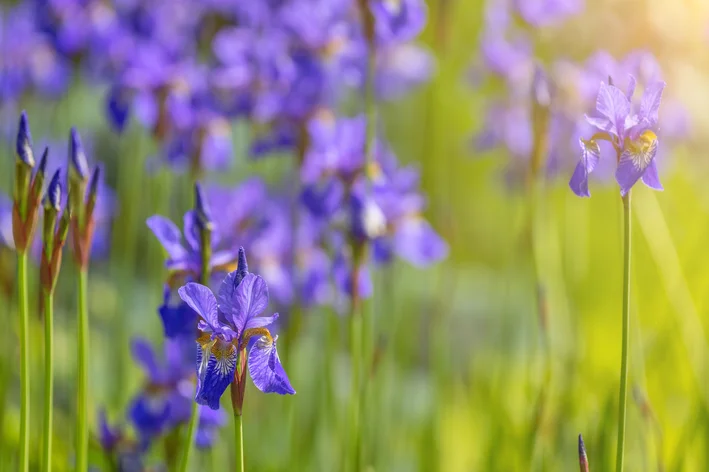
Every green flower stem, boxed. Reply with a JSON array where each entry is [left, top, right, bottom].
[[347, 13, 377, 470], [76, 268, 89, 472], [42, 289, 54, 472], [18, 251, 30, 472], [616, 191, 632, 472], [178, 400, 200, 472], [178, 226, 212, 472], [348, 306, 363, 471], [234, 409, 244, 472]]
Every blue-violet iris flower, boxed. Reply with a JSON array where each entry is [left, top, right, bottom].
[[178, 257, 295, 410], [570, 77, 665, 197]]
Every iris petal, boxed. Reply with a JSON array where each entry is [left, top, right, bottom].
[[146, 215, 187, 262], [248, 335, 295, 395], [178, 283, 219, 330], [393, 217, 449, 267], [641, 158, 664, 191], [569, 139, 600, 197], [220, 273, 269, 335], [131, 338, 164, 384], [195, 338, 237, 410], [615, 134, 658, 196]]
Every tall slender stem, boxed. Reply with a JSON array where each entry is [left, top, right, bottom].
[[18, 251, 30, 472], [43, 289, 54, 472], [178, 224, 211, 472], [348, 306, 363, 471], [234, 408, 244, 472], [179, 401, 200, 472], [77, 268, 89, 472], [348, 6, 377, 469], [616, 191, 632, 472]]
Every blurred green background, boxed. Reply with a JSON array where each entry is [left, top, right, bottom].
[[3, 0, 709, 470]]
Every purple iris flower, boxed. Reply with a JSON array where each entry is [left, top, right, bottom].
[[371, 0, 427, 45], [570, 78, 665, 197], [178, 249, 295, 411], [158, 286, 197, 339], [146, 210, 236, 277], [129, 337, 226, 447]]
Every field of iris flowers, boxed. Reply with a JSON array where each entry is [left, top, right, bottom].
[[3, 0, 709, 470]]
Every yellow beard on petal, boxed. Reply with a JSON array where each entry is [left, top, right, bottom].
[[627, 130, 658, 170]]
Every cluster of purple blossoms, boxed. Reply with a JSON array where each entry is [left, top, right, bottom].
[[300, 113, 448, 300], [26, 0, 432, 170], [98, 318, 226, 467], [472, 0, 690, 188], [0, 3, 70, 102]]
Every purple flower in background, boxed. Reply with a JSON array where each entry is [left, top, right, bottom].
[[147, 210, 236, 278], [0, 194, 13, 249], [178, 249, 294, 411], [0, 4, 70, 100], [159, 286, 197, 339], [570, 78, 665, 197], [128, 337, 225, 447], [98, 410, 123, 452], [514, 0, 583, 27], [371, 0, 427, 44]]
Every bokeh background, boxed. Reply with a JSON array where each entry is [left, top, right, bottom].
[[2, 0, 709, 470]]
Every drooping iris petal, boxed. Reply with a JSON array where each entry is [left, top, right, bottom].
[[195, 338, 237, 411], [641, 156, 664, 191], [178, 283, 219, 329], [247, 336, 295, 395], [159, 287, 196, 339], [392, 218, 449, 267], [569, 139, 601, 197], [146, 215, 188, 261], [595, 81, 630, 138], [615, 131, 658, 196], [131, 338, 163, 384], [129, 393, 170, 442]]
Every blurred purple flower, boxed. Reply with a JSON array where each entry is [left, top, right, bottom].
[[0, 4, 70, 99], [514, 0, 583, 27], [128, 337, 226, 447], [147, 209, 236, 278], [371, 0, 427, 44], [570, 79, 665, 197]]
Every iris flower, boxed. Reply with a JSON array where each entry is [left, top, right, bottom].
[[570, 77, 665, 197], [178, 251, 295, 411], [147, 210, 236, 278]]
